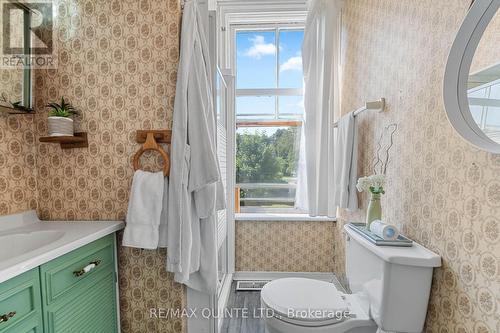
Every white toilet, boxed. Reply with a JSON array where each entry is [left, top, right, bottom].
[[261, 224, 441, 333]]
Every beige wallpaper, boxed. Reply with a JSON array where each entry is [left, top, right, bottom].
[[336, 1, 500, 332], [0, 1, 497, 332], [0, 115, 37, 216], [32, 0, 185, 332], [235, 221, 335, 272]]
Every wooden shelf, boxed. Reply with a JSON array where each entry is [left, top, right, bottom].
[[39, 132, 88, 149], [0, 104, 35, 115]]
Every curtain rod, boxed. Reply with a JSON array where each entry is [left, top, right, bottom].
[[333, 98, 385, 128]]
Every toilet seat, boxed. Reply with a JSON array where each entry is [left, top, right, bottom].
[[261, 278, 350, 327]]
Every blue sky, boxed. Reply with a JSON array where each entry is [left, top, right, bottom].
[[236, 30, 304, 120]]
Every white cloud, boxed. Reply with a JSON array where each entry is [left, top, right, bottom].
[[280, 56, 302, 72], [244, 35, 276, 59]]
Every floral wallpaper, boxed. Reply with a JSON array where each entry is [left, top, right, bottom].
[[0, 115, 37, 216], [235, 221, 335, 272], [32, 0, 185, 332], [336, 1, 500, 332], [0, 0, 497, 332]]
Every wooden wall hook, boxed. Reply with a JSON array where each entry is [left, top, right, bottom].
[[133, 130, 171, 176], [136, 130, 171, 144]]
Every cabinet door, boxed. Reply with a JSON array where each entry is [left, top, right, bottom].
[[0, 269, 43, 333], [43, 269, 117, 333], [41, 235, 118, 333]]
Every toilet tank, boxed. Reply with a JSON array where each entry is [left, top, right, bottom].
[[344, 225, 441, 333]]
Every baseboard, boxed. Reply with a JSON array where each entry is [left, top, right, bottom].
[[233, 271, 336, 282]]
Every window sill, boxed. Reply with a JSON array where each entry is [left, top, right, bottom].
[[235, 213, 336, 222]]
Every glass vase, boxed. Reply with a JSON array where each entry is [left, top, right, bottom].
[[366, 192, 382, 229]]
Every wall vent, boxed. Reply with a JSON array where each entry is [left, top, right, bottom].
[[236, 280, 269, 291]]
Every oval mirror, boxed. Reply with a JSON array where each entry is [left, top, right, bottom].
[[444, 0, 500, 154]]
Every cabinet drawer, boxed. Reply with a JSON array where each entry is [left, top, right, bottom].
[[0, 269, 42, 333], [40, 235, 115, 304]]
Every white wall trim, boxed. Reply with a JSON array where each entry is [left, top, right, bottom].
[[235, 213, 336, 222], [233, 271, 336, 282], [217, 273, 233, 331]]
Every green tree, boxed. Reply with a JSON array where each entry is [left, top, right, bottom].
[[236, 130, 283, 183], [236, 127, 299, 183], [236, 127, 301, 207], [273, 127, 299, 177]]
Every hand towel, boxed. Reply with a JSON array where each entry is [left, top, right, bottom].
[[333, 112, 358, 210], [122, 170, 165, 249]]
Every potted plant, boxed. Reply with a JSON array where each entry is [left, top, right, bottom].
[[46, 97, 77, 136]]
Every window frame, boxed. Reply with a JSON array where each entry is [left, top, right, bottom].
[[467, 77, 500, 142], [231, 22, 306, 214], [235, 24, 304, 122]]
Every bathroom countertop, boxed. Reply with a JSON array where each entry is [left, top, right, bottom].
[[0, 210, 124, 284]]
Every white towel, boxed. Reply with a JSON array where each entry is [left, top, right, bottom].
[[333, 112, 358, 210], [122, 170, 168, 249]]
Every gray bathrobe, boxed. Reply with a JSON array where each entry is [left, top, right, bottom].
[[166, 0, 225, 295]]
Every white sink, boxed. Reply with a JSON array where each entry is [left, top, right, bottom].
[[0, 230, 65, 258], [0, 210, 124, 284]]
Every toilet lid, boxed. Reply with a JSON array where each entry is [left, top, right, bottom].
[[261, 278, 349, 326]]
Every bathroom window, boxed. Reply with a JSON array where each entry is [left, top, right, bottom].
[[234, 27, 305, 213]]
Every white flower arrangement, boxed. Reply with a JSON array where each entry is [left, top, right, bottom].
[[356, 174, 386, 194], [356, 124, 397, 196]]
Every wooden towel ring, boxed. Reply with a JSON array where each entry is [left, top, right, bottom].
[[133, 132, 170, 176]]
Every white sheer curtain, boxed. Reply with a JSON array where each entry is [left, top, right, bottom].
[[295, 0, 343, 217]]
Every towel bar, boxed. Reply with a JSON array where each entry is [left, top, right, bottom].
[[333, 98, 385, 128]]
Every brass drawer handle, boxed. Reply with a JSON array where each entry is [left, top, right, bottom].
[[73, 260, 102, 277], [0, 311, 16, 323]]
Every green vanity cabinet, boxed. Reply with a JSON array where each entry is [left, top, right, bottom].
[[40, 234, 118, 333], [0, 269, 43, 333], [0, 234, 118, 333]]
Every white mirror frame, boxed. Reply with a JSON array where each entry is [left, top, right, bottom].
[[444, 0, 500, 154]]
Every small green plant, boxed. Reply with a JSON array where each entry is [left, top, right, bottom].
[[47, 97, 77, 117]]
